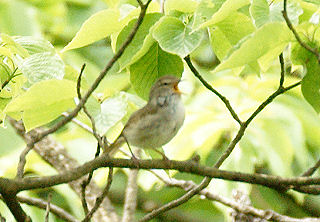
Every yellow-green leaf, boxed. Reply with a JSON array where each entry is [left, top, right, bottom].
[[199, 0, 250, 28], [215, 22, 293, 73], [5, 79, 76, 131], [165, 0, 199, 13], [63, 9, 121, 51]]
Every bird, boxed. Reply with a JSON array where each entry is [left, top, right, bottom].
[[106, 75, 185, 158]]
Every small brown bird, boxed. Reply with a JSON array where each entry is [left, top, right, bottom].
[[107, 75, 185, 156]]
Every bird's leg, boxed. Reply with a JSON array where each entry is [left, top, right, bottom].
[[123, 136, 140, 168], [152, 148, 170, 161]]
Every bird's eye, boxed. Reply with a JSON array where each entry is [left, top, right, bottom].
[[163, 82, 169, 86]]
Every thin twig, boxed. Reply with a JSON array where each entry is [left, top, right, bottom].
[[160, 0, 165, 13], [62, 112, 93, 133], [80, 143, 101, 215], [301, 158, 320, 177], [77, 64, 103, 149], [279, 53, 285, 87], [282, 0, 320, 63], [122, 149, 140, 222], [0, 67, 19, 92], [11, 195, 79, 222], [80, 185, 89, 216], [184, 56, 242, 125], [45, 193, 52, 222], [156, 175, 320, 222], [16, 144, 34, 178], [82, 168, 114, 222], [139, 176, 210, 222]]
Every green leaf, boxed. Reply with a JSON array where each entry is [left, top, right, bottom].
[[4, 79, 76, 131], [164, 0, 199, 13], [209, 12, 255, 60], [0, 63, 11, 84], [94, 92, 128, 135], [0, 0, 40, 36], [130, 42, 183, 99], [214, 22, 293, 72], [0, 98, 11, 121], [116, 13, 163, 69], [153, 16, 203, 57], [19, 52, 65, 84], [63, 9, 121, 51], [14, 36, 55, 55], [193, 0, 226, 28], [301, 0, 320, 5], [290, 25, 319, 65], [1, 33, 29, 58], [301, 57, 320, 113], [249, 0, 269, 28], [250, 0, 303, 28], [199, 0, 250, 28]]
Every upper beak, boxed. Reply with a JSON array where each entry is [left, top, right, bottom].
[[173, 80, 182, 94]]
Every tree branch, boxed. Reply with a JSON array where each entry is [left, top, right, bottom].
[[122, 149, 140, 222], [1, 193, 30, 222], [2, 156, 320, 194], [76, 63, 103, 149], [13, 195, 79, 222], [82, 168, 114, 222], [153, 173, 320, 222], [184, 56, 242, 125], [45, 193, 52, 222], [302, 158, 320, 177], [0, 67, 19, 93]]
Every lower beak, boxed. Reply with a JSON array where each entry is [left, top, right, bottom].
[[174, 82, 182, 94]]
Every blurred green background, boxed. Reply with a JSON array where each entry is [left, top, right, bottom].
[[0, 0, 320, 221]]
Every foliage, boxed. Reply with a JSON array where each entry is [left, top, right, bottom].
[[0, 0, 320, 221]]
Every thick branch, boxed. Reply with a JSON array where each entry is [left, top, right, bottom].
[[1, 156, 320, 194], [1, 193, 30, 222]]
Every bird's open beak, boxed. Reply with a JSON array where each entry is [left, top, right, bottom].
[[173, 80, 184, 95]]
